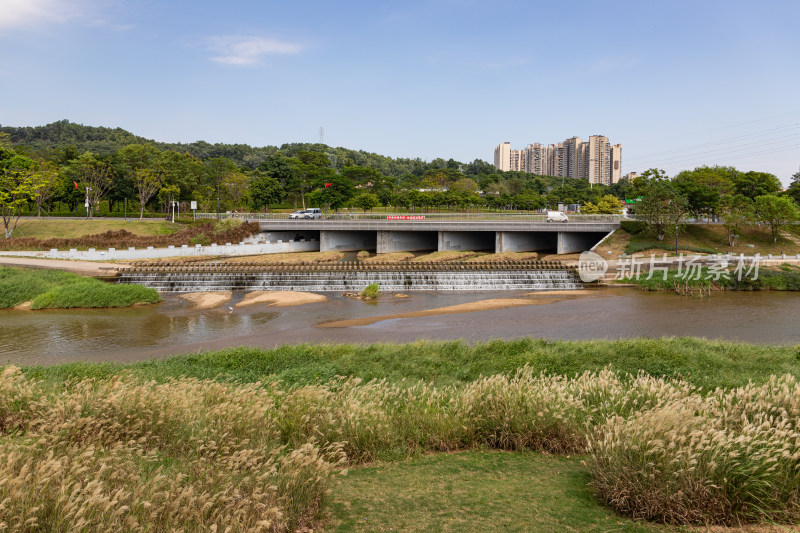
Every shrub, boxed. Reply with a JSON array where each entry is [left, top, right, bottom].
[[620, 220, 646, 234], [361, 283, 380, 299], [190, 233, 211, 246], [214, 217, 244, 232]]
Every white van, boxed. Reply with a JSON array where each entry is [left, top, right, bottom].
[[546, 211, 569, 223]]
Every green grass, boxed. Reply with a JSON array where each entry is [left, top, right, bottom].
[[597, 224, 800, 258], [360, 283, 379, 299], [621, 266, 800, 291], [22, 338, 800, 391], [328, 451, 675, 532], [0, 266, 161, 309]]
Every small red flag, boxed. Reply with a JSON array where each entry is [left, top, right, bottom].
[[73, 181, 79, 189], [324, 183, 332, 188]]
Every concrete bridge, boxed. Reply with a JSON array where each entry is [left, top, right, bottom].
[[254, 216, 620, 255]]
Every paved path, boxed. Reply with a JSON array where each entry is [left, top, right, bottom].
[[0, 256, 126, 277]]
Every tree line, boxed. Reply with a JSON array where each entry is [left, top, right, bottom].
[[632, 166, 800, 245], [1, 123, 798, 245]]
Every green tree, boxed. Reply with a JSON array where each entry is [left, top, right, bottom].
[[638, 179, 688, 241], [754, 195, 798, 243], [249, 175, 284, 212], [69, 153, 113, 219], [341, 165, 382, 186], [223, 171, 250, 211], [158, 184, 180, 216], [205, 157, 237, 215], [582, 194, 622, 214], [296, 151, 331, 168], [132, 168, 162, 220], [0, 154, 46, 237], [32, 161, 59, 217], [307, 174, 355, 211], [734, 171, 781, 200], [449, 178, 479, 195], [718, 194, 754, 247], [672, 171, 721, 220], [785, 170, 800, 205], [258, 155, 295, 187], [352, 192, 380, 211]]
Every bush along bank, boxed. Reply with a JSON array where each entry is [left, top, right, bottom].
[[621, 264, 800, 292], [0, 266, 161, 309], [0, 364, 798, 530]]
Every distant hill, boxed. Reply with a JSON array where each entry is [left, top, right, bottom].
[[0, 120, 477, 177]]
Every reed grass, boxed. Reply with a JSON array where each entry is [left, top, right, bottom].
[[4, 357, 800, 529], [6, 339, 800, 529]]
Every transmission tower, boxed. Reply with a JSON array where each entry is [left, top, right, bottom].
[[319, 127, 324, 144]]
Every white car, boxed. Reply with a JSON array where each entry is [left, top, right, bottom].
[[289, 208, 322, 219], [546, 211, 569, 223]]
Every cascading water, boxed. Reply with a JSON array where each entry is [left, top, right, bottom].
[[117, 261, 582, 292]]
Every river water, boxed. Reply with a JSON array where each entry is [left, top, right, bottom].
[[1, 288, 799, 366]]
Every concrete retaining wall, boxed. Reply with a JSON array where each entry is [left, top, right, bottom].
[[0, 239, 319, 261]]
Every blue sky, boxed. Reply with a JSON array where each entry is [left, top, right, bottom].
[[1, 0, 799, 183]]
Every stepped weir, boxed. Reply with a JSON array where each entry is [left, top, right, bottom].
[[117, 260, 582, 292]]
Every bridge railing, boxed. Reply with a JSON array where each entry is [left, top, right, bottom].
[[195, 212, 624, 223]]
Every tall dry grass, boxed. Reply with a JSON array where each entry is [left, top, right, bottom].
[[0, 366, 344, 532], [587, 374, 800, 525], [1, 364, 798, 529]]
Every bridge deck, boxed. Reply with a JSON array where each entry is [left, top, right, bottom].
[[258, 220, 620, 232]]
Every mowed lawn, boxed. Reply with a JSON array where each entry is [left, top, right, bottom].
[[327, 451, 672, 533], [11, 218, 179, 240]]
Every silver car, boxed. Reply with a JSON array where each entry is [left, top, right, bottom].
[[289, 208, 322, 219]]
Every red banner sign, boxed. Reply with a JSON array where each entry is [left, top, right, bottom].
[[387, 215, 425, 220]]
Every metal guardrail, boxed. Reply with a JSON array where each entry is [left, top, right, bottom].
[[196, 212, 625, 223]]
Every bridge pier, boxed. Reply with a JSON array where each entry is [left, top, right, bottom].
[[557, 232, 607, 254], [438, 231, 495, 252], [377, 231, 438, 253], [495, 231, 556, 253], [320, 231, 377, 252]]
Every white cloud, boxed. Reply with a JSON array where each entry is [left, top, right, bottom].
[[207, 36, 301, 66], [0, 0, 86, 29]]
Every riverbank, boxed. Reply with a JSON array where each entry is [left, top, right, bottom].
[[0, 266, 161, 309], [10, 338, 800, 532], [620, 264, 800, 291]]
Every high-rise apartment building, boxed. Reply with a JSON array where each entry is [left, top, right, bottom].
[[493, 135, 622, 184], [493, 142, 511, 171]]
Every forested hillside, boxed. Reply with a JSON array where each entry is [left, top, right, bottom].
[[0, 120, 455, 177]]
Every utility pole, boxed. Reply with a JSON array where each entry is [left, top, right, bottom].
[[319, 126, 324, 144], [85, 187, 91, 220]]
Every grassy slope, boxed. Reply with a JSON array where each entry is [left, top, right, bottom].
[[0, 266, 161, 309], [12, 219, 179, 239], [23, 338, 800, 391], [595, 223, 800, 257]]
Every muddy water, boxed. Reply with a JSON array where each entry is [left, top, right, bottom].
[[1, 289, 799, 366]]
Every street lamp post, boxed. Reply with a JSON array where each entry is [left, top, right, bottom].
[[675, 222, 679, 255], [85, 187, 91, 220]]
